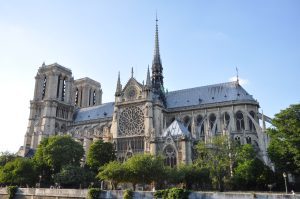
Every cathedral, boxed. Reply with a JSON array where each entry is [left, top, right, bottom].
[[20, 19, 272, 167]]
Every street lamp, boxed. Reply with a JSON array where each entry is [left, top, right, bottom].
[[39, 175, 42, 188], [283, 172, 288, 194]]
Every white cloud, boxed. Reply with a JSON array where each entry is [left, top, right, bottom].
[[229, 76, 249, 86]]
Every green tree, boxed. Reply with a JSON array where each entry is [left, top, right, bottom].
[[177, 164, 211, 190], [267, 104, 300, 175], [86, 140, 116, 172], [54, 164, 94, 188], [97, 161, 126, 189], [195, 135, 236, 191], [0, 152, 17, 167], [232, 144, 274, 190], [0, 157, 36, 186], [33, 135, 84, 185], [124, 154, 165, 190]]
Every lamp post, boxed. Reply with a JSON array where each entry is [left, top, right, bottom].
[[39, 175, 42, 188], [283, 172, 288, 194]]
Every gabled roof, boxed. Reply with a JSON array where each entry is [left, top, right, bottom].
[[123, 77, 143, 91], [73, 102, 114, 123], [166, 81, 256, 109], [162, 120, 190, 137]]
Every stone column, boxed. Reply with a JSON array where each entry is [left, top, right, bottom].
[[64, 78, 71, 104], [33, 75, 41, 100]]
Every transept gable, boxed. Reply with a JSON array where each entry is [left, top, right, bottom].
[[122, 77, 143, 101]]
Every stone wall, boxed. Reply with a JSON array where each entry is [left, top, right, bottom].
[[0, 188, 299, 199]]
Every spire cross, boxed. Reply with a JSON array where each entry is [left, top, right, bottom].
[[131, 67, 134, 78]]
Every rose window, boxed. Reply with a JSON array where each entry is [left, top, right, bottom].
[[119, 106, 144, 136]]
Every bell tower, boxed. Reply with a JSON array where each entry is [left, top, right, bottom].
[[23, 63, 74, 156]]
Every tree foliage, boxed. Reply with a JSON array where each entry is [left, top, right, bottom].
[[33, 135, 85, 186], [86, 139, 116, 172], [195, 135, 236, 191], [54, 164, 94, 188], [124, 154, 165, 190], [0, 157, 36, 186], [0, 152, 17, 167], [97, 161, 126, 189], [267, 103, 300, 175], [232, 144, 274, 190], [33, 135, 84, 173]]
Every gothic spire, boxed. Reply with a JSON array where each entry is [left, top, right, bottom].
[[151, 15, 165, 104], [146, 65, 151, 87], [153, 15, 162, 67], [115, 71, 122, 96]]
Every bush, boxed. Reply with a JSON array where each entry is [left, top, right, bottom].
[[154, 189, 167, 199], [154, 188, 189, 199], [87, 188, 101, 199], [7, 186, 18, 199], [123, 189, 133, 199], [167, 188, 189, 199]]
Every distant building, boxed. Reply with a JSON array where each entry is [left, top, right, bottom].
[[20, 19, 272, 166]]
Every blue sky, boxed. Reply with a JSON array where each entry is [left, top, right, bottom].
[[0, 0, 299, 152]]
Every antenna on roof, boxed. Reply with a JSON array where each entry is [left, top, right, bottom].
[[236, 66, 239, 85]]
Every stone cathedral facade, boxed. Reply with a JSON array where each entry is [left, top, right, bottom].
[[20, 20, 272, 166]]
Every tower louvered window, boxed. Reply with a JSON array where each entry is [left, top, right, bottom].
[[42, 76, 47, 99]]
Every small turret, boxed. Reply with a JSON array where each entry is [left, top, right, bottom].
[[145, 65, 152, 88], [115, 72, 122, 97]]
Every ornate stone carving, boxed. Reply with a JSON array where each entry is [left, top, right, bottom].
[[118, 106, 144, 136]]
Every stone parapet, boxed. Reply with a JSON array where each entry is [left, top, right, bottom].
[[0, 188, 299, 199]]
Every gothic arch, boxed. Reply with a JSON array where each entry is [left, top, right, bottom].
[[163, 145, 177, 168], [248, 111, 256, 132], [235, 111, 245, 131], [183, 115, 191, 132], [196, 114, 205, 137], [209, 113, 218, 134]]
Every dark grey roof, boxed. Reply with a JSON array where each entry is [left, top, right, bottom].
[[166, 81, 256, 109], [73, 102, 114, 122]]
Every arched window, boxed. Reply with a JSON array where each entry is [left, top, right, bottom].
[[93, 90, 96, 105], [196, 115, 204, 136], [164, 145, 177, 168], [89, 89, 92, 106], [209, 113, 217, 133], [61, 77, 66, 101], [236, 111, 245, 131], [223, 112, 230, 129], [42, 76, 47, 99], [183, 116, 191, 132], [56, 75, 61, 98], [249, 111, 256, 131], [246, 136, 252, 144], [234, 136, 241, 145], [75, 88, 79, 106]]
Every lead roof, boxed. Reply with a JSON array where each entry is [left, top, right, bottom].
[[73, 81, 256, 123]]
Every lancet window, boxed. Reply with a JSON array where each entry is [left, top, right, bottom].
[[236, 111, 245, 131], [196, 115, 205, 136], [223, 112, 230, 129], [93, 90, 96, 105], [42, 76, 47, 99], [61, 77, 66, 101], [249, 111, 256, 131], [164, 145, 177, 168], [209, 113, 217, 134]]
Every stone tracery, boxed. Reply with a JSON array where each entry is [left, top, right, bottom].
[[118, 106, 144, 136]]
